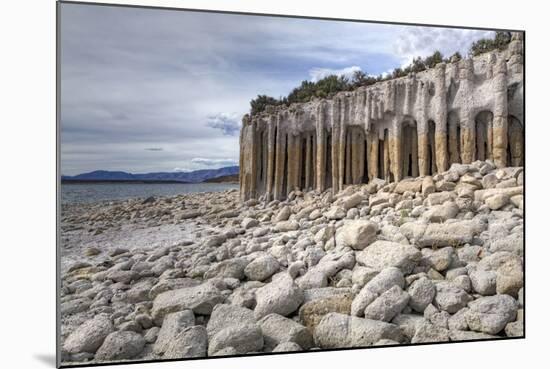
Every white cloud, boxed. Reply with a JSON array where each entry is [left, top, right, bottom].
[[60, 4, 499, 175], [191, 158, 238, 167], [392, 27, 495, 67], [206, 112, 242, 136], [173, 158, 238, 173], [308, 65, 362, 82]]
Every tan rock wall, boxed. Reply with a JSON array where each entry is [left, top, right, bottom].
[[239, 33, 524, 200]]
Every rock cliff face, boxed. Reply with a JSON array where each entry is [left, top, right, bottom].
[[240, 33, 523, 201]]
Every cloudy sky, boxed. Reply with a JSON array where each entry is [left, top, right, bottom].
[[60, 3, 494, 175]]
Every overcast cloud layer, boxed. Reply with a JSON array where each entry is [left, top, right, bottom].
[[60, 3, 494, 175]]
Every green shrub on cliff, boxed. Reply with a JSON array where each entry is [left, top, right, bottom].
[[287, 79, 320, 103], [424, 50, 444, 68], [392, 67, 405, 79], [313, 74, 353, 97], [444, 52, 462, 63], [350, 70, 376, 88], [249, 32, 513, 115], [411, 56, 426, 72], [249, 74, 355, 114], [250, 95, 283, 115], [469, 31, 512, 56]]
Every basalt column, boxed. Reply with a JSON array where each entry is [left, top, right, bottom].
[[326, 129, 333, 189], [390, 121, 402, 182], [286, 133, 301, 194], [331, 100, 341, 193], [427, 121, 437, 175], [475, 111, 494, 161], [492, 58, 509, 168], [507, 116, 524, 166], [338, 97, 348, 191], [383, 129, 391, 181], [304, 134, 313, 190], [342, 126, 365, 185], [508, 33, 524, 75], [458, 59, 476, 164], [351, 128, 365, 184], [303, 132, 316, 191], [239, 118, 245, 197], [363, 135, 369, 183], [386, 83, 401, 182], [345, 129, 352, 185], [338, 124, 346, 191], [402, 123, 419, 178], [411, 127, 419, 177], [417, 83, 430, 176], [315, 103, 327, 192], [265, 116, 276, 200], [273, 116, 287, 200], [255, 127, 267, 195], [312, 134, 317, 189], [447, 111, 461, 164], [249, 119, 259, 199], [367, 130, 379, 181], [434, 63, 449, 172]]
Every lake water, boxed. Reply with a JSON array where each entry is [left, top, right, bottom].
[[61, 182, 239, 204]]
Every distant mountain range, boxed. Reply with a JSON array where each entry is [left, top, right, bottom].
[[203, 174, 239, 183], [61, 166, 239, 183]]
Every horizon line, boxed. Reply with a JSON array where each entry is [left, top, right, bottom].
[[61, 164, 240, 177]]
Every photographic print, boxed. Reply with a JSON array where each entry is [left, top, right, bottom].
[[58, 1, 524, 367]]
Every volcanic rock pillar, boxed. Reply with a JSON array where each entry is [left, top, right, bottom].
[[448, 112, 461, 165], [338, 98, 347, 191], [246, 119, 259, 199], [286, 134, 301, 194], [273, 116, 286, 200], [492, 58, 509, 168], [417, 84, 429, 176], [239, 118, 259, 201], [345, 130, 352, 185], [459, 59, 476, 164], [367, 130, 378, 181], [331, 99, 341, 193], [434, 63, 448, 173], [352, 129, 364, 184], [305, 134, 312, 190], [265, 116, 276, 200], [316, 104, 326, 192], [391, 120, 403, 182]]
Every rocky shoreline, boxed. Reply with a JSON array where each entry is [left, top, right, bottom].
[[59, 160, 524, 365]]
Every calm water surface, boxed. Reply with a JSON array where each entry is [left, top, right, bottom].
[[61, 182, 239, 204]]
